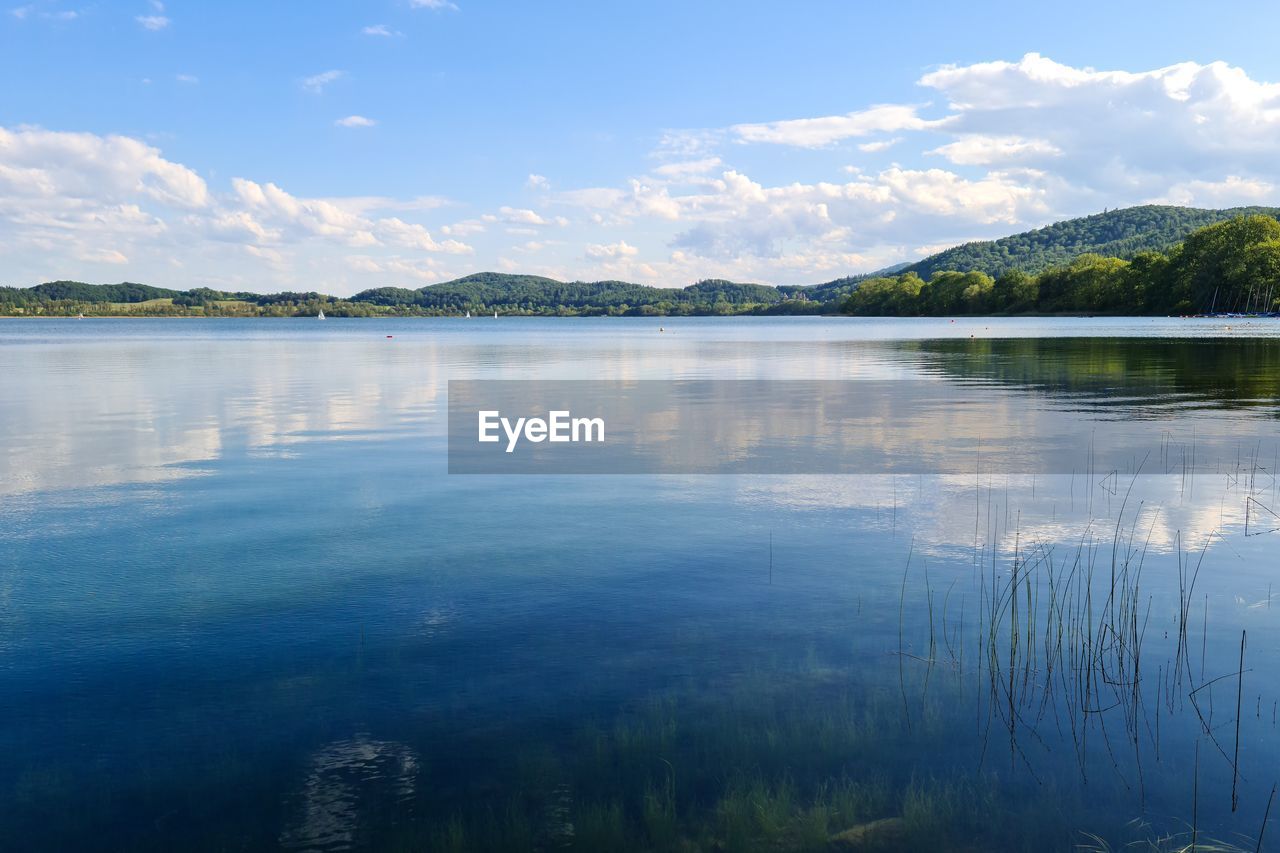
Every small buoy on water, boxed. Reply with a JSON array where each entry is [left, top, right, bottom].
[[659, 326, 664, 332], [387, 335, 393, 338]]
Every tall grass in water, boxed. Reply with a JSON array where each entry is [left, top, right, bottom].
[[888, 454, 1280, 852], [396, 453, 1279, 851]]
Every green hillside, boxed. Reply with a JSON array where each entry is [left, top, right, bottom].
[[904, 205, 1280, 279], [351, 272, 792, 314], [25, 281, 183, 303], [843, 214, 1280, 317]]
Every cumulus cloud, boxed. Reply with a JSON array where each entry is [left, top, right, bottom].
[[545, 53, 1280, 282], [496, 206, 546, 226], [915, 54, 1280, 195], [335, 115, 376, 128], [0, 126, 210, 209], [928, 135, 1060, 165], [585, 240, 639, 259], [733, 105, 941, 148], [232, 178, 470, 254], [493, 206, 568, 228], [719, 52, 1280, 208], [362, 24, 399, 37], [526, 174, 550, 190], [0, 124, 470, 293]]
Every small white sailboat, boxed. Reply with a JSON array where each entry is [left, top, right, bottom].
[[493, 310, 498, 319], [318, 308, 325, 320], [465, 310, 471, 318], [77, 312, 85, 320]]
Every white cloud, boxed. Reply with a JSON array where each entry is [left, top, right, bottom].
[[1156, 175, 1277, 207], [0, 126, 210, 209], [335, 115, 376, 128], [927, 134, 1060, 165], [857, 138, 900, 153], [136, 4, 168, 30], [915, 53, 1280, 194], [410, 0, 458, 9], [440, 218, 486, 237], [320, 195, 450, 215], [344, 254, 452, 282], [652, 157, 723, 179], [545, 53, 1280, 282], [557, 160, 1051, 274], [733, 105, 941, 148], [585, 240, 638, 260], [527, 174, 550, 190], [301, 70, 344, 94], [0, 124, 471, 294], [231, 179, 470, 254], [362, 24, 400, 37], [498, 206, 549, 226], [175, 73, 198, 84]]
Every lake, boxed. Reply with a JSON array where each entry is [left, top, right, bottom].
[[2, 316, 1280, 851]]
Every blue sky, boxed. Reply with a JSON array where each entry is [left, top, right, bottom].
[[3, 1, 1279, 294]]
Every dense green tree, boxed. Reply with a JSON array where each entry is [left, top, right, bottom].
[[841, 272, 926, 316], [1163, 215, 1280, 313], [992, 269, 1038, 313]]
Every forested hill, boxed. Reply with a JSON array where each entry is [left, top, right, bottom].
[[350, 273, 795, 313], [843, 214, 1280, 317], [904, 205, 1280, 280], [0, 273, 819, 317]]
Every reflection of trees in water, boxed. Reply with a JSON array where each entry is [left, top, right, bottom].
[[279, 737, 419, 852], [904, 337, 1280, 412]]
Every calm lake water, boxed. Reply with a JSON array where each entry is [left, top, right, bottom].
[[3, 316, 1280, 851]]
